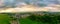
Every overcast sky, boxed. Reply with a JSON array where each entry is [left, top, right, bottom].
[[0, 0, 60, 7]]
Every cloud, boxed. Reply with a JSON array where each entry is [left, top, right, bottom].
[[0, 0, 60, 7]]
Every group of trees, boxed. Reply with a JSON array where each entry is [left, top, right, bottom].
[[2, 12, 60, 24], [28, 12, 60, 24]]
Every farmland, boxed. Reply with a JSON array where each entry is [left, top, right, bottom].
[[0, 12, 60, 24], [0, 14, 10, 24]]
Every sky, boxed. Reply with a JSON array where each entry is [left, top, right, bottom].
[[0, 0, 60, 12], [0, 0, 60, 7]]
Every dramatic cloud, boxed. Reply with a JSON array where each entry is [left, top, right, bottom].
[[0, 0, 60, 8]]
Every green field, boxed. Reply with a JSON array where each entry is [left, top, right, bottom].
[[0, 12, 60, 24], [0, 13, 47, 24], [0, 14, 10, 24], [20, 18, 38, 24], [20, 18, 50, 24]]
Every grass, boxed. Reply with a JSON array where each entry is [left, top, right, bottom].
[[20, 13, 59, 24], [20, 18, 49, 24], [0, 12, 60, 24], [0, 14, 10, 24], [20, 18, 38, 24]]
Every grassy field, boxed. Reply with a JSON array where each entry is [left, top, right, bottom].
[[20, 18, 50, 24], [0, 14, 10, 24], [19, 13, 60, 24], [0, 12, 60, 24], [20, 18, 38, 24]]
